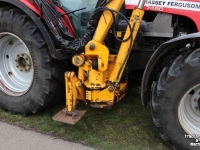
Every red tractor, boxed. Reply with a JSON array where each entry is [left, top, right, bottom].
[[0, 0, 200, 149]]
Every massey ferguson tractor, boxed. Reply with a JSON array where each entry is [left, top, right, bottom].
[[0, 0, 200, 149]]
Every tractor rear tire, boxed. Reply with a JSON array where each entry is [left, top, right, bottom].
[[151, 48, 200, 150], [0, 7, 65, 114]]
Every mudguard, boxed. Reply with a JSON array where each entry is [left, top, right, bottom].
[[141, 32, 200, 107]]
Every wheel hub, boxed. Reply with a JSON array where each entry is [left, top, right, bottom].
[[0, 32, 34, 96], [178, 84, 200, 134], [15, 53, 32, 72]]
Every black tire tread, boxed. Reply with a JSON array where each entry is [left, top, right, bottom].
[[151, 48, 200, 149], [0, 7, 65, 114]]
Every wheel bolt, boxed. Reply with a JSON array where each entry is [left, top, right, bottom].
[[16, 66, 19, 68], [195, 106, 198, 110], [15, 60, 17, 62], [8, 72, 12, 75], [194, 98, 198, 102]]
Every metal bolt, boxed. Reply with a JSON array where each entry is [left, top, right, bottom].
[[194, 98, 198, 102], [78, 82, 82, 87], [20, 70, 23, 72], [16, 66, 19, 68], [8, 72, 12, 75], [85, 72, 88, 77], [15, 59, 17, 62], [89, 43, 95, 50], [115, 81, 119, 87], [195, 106, 198, 110], [108, 86, 114, 92], [186, 43, 191, 48]]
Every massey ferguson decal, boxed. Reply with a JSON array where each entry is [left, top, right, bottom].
[[146, 1, 166, 5], [125, 0, 200, 11], [125, 0, 200, 31]]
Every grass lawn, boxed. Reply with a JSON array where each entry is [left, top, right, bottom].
[[0, 89, 171, 150]]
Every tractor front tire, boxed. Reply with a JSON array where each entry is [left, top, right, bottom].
[[0, 7, 65, 114], [151, 48, 200, 150]]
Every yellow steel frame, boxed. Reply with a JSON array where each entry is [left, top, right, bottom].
[[65, 0, 145, 115]]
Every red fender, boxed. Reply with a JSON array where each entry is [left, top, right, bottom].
[[19, 0, 75, 37]]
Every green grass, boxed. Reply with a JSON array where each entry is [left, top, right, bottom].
[[0, 89, 171, 150]]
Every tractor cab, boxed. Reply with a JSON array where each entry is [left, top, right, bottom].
[[57, 0, 98, 37]]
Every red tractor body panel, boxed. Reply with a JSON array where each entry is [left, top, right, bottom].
[[19, 0, 200, 33], [125, 0, 200, 31], [19, 0, 75, 37]]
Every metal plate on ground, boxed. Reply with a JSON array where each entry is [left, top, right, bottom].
[[52, 108, 87, 125]]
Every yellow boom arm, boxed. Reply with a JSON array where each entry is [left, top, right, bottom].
[[53, 0, 146, 124]]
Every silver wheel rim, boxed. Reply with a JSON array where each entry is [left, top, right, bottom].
[[178, 84, 200, 134], [0, 32, 34, 96]]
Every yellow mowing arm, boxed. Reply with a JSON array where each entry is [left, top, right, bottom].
[[109, 2, 145, 84], [53, 0, 146, 125]]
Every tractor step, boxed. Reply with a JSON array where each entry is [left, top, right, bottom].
[[52, 107, 87, 125]]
